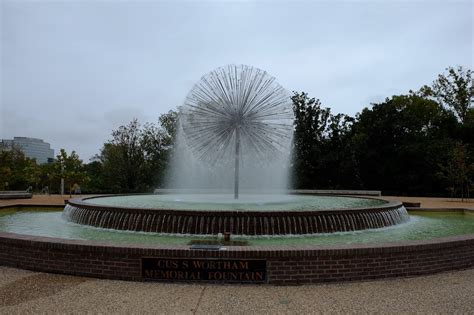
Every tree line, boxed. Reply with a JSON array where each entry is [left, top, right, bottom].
[[0, 111, 177, 195], [1, 66, 472, 197], [292, 66, 473, 197]]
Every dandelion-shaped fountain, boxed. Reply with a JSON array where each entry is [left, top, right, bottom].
[[180, 64, 293, 199]]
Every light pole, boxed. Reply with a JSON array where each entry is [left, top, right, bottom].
[[60, 163, 64, 196]]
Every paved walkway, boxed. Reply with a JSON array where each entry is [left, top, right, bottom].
[[0, 266, 473, 314], [381, 196, 474, 209]]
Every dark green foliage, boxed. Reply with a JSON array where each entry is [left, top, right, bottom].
[[291, 84, 472, 197], [54, 149, 88, 196], [437, 143, 474, 200], [291, 92, 358, 189], [81, 161, 106, 194], [291, 92, 329, 188], [352, 95, 458, 195], [94, 110, 178, 193], [0, 145, 88, 194], [430, 66, 473, 123], [0, 145, 40, 190]]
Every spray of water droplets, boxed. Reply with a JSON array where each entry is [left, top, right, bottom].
[[180, 64, 293, 164]]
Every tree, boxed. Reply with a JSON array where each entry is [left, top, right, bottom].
[[109, 118, 145, 192], [55, 149, 88, 196], [420, 66, 473, 123], [351, 94, 458, 195], [291, 92, 330, 188], [38, 162, 57, 194], [291, 92, 359, 189], [96, 111, 178, 193], [323, 113, 359, 189], [81, 161, 106, 194], [437, 143, 474, 200], [0, 144, 40, 191], [140, 111, 178, 189], [159, 110, 178, 147], [98, 143, 129, 193], [23, 160, 42, 191]]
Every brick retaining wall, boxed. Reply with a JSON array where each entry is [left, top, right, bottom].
[[0, 232, 472, 284]]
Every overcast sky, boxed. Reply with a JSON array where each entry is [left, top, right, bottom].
[[1, 0, 472, 161]]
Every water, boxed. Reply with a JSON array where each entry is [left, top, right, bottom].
[[63, 203, 407, 235], [84, 194, 386, 211], [167, 65, 294, 196], [165, 127, 293, 194], [0, 208, 472, 246]]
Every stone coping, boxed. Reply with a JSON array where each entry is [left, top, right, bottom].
[[69, 194, 400, 215]]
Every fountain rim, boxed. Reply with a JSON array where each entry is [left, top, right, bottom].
[[68, 193, 404, 215]]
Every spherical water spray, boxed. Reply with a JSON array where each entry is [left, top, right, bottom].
[[180, 65, 293, 199]]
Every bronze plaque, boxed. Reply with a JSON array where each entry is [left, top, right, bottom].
[[142, 258, 266, 283]]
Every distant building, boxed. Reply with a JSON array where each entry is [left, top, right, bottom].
[[1, 137, 54, 164]]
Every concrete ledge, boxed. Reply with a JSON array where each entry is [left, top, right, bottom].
[[0, 191, 32, 199], [291, 189, 381, 196]]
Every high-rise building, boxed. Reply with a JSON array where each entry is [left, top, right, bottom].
[[1, 137, 55, 164]]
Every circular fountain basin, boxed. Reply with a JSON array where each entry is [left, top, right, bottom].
[[0, 206, 473, 284], [0, 207, 472, 246], [64, 194, 408, 235]]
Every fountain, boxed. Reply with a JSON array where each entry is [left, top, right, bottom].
[[63, 194, 408, 235], [179, 64, 293, 199], [63, 64, 408, 235], [0, 65, 472, 284]]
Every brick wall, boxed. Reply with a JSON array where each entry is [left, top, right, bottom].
[[0, 232, 472, 284]]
